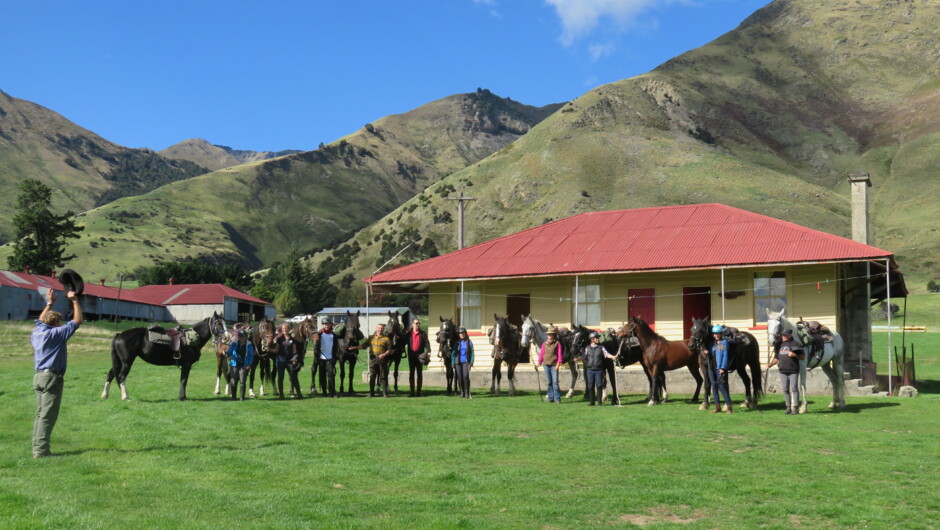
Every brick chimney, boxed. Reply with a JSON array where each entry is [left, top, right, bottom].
[[847, 173, 871, 244]]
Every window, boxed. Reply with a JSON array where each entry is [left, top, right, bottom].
[[573, 281, 601, 326], [459, 286, 481, 329], [753, 271, 786, 323]]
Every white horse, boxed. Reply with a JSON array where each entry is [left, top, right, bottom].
[[765, 308, 846, 413]]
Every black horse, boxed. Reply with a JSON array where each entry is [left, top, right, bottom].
[[336, 311, 364, 394], [385, 311, 409, 393], [102, 313, 219, 401], [689, 317, 763, 410], [489, 314, 523, 396], [436, 316, 458, 395], [556, 324, 591, 399]]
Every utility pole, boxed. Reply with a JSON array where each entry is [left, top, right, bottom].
[[446, 192, 477, 250]]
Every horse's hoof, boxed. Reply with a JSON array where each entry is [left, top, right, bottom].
[[698, 403, 707, 411], [647, 400, 655, 406], [213, 390, 220, 395]]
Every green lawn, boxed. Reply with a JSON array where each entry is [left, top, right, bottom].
[[2, 321, 938, 528]]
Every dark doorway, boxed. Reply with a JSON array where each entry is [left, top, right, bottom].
[[506, 294, 530, 328], [628, 288, 656, 330], [683, 286, 712, 340]]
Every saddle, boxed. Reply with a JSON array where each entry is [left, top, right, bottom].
[[797, 321, 831, 361], [145, 324, 189, 359]]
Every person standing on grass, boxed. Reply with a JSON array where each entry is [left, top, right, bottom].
[[314, 318, 339, 398], [767, 328, 804, 415], [404, 318, 431, 397], [535, 326, 563, 404], [706, 325, 733, 414], [579, 331, 617, 406], [451, 327, 474, 399], [31, 287, 83, 458], [225, 329, 255, 401], [351, 323, 392, 397], [274, 323, 295, 399]]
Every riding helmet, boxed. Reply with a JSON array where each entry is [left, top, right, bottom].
[[589, 331, 600, 339], [458, 327, 467, 334], [780, 328, 793, 336], [711, 324, 723, 334]]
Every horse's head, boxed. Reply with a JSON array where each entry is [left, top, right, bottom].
[[617, 320, 637, 340], [385, 311, 402, 338], [520, 314, 546, 349], [345, 310, 362, 341], [492, 314, 509, 348], [210, 311, 228, 344], [570, 324, 591, 355], [437, 316, 456, 347], [765, 308, 786, 346], [689, 316, 711, 351]]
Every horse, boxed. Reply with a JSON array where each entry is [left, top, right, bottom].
[[248, 316, 277, 397], [436, 316, 458, 395], [102, 312, 220, 401], [765, 308, 846, 413], [385, 311, 409, 393], [557, 324, 591, 399], [489, 314, 523, 396], [336, 311, 364, 394], [287, 317, 316, 397], [689, 317, 763, 411], [611, 325, 660, 402], [211, 314, 233, 396], [619, 316, 703, 406]]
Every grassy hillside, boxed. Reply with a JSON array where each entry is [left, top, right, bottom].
[[316, 0, 940, 294], [0, 90, 208, 243], [6, 91, 562, 279]]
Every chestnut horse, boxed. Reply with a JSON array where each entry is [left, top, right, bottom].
[[211, 315, 232, 396], [619, 316, 703, 406]]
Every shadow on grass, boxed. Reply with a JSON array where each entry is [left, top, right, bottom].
[[54, 440, 289, 457]]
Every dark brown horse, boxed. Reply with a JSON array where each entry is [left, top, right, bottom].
[[490, 314, 523, 396], [689, 317, 763, 410], [336, 311, 364, 394], [437, 316, 458, 395], [385, 311, 408, 393], [248, 316, 277, 397], [102, 313, 219, 401], [619, 316, 703, 406]]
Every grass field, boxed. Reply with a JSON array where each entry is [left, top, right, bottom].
[[2, 321, 938, 528]]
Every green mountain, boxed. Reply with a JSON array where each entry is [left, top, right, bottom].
[[159, 139, 302, 172], [314, 0, 940, 293], [0, 90, 209, 244], [11, 90, 562, 278]]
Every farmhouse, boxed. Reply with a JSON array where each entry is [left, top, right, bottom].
[[0, 270, 274, 324], [366, 203, 906, 384]]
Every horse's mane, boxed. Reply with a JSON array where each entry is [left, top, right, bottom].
[[633, 317, 668, 342]]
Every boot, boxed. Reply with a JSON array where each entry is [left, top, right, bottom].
[[710, 406, 721, 413], [239, 383, 246, 401], [726, 404, 733, 414]]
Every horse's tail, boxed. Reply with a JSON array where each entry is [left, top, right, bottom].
[[749, 348, 764, 401]]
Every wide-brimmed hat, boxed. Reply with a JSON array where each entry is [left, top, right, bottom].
[[58, 269, 84, 296], [547, 326, 559, 335]]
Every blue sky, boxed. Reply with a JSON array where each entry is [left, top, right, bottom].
[[2, 0, 771, 152]]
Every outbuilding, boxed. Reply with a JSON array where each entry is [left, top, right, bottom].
[[366, 203, 905, 385]]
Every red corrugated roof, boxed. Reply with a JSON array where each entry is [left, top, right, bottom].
[[130, 284, 270, 305], [366, 203, 894, 285], [0, 271, 270, 306]]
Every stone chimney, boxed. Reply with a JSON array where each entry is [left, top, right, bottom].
[[847, 173, 871, 244]]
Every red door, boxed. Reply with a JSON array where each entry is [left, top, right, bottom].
[[683, 287, 712, 340], [628, 289, 655, 331]]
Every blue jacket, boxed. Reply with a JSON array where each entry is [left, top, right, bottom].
[[226, 341, 255, 368], [451, 339, 474, 365], [710, 339, 729, 371]]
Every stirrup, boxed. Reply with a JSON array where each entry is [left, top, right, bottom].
[[172, 349, 182, 360]]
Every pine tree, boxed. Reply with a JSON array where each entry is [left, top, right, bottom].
[[7, 179, 83, 275]]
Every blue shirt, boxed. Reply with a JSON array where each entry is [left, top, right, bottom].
[[32, 320, 79, 373], [226, 341, 255, 368], [710, 339, 730, 371]]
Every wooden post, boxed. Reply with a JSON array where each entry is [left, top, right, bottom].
[[447, 192, 477, 250]]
